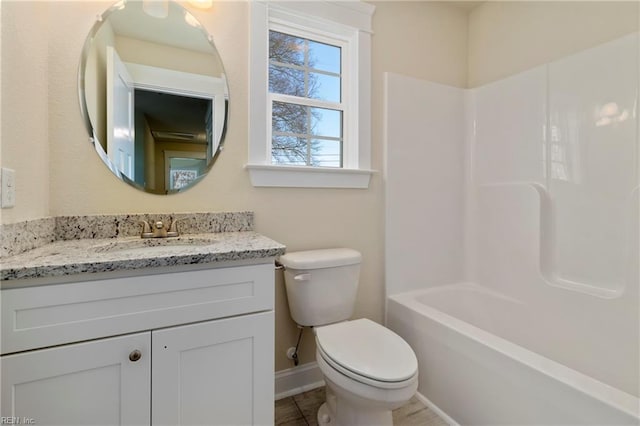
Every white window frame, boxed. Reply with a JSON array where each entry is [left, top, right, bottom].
[[247, 0, 375, 188]]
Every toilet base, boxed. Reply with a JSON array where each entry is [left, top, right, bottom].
[[316, 381, 395, 426], [317, 403, 332, 425]]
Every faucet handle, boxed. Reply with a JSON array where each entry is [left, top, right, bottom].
[[167, 218, 181, 237], [139, 220, 153, 237]]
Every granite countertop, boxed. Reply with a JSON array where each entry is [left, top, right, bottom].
[[1, 232, 286, 282], [0, 212, 286, 283]]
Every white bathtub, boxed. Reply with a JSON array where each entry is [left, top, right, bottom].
[[387, 283, 640, 425]]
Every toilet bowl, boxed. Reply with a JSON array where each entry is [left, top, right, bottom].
[[278, 249, 419, 426], [314, 319, 418, 426]]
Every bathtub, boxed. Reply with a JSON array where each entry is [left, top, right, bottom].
[[387, 283, 640, 425]]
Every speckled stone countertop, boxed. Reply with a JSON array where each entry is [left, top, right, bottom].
[[0, 212, 286, 283], [1, 232, 286, 282]]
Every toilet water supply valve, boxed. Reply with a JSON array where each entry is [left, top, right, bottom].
[[286, 347, 298, 363], [274, 260, 306, 366], [287, 326, 305, 366], [274, 260, 307, 367]]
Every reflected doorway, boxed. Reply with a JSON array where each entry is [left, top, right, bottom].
[[165, 153, 207, 190], [134, 89, 213, 193]]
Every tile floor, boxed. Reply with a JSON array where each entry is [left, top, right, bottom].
[[275, 387, 448, 426]]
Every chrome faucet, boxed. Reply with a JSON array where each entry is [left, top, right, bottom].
[[139, 219, 180, 238]]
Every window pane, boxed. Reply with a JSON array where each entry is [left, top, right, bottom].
[[310, 107, 342, 138], [311, 139, 341, 168], [269, 64, 305, 97], [308, 40, 340, 74], [272, 101, 308, 134], [272, 135, 307, 165], [268, 29, 345, 169], [309, 73, 340, 102], [269, 31, 305, 66]]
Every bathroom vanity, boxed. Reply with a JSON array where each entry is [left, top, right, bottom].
[[0, 213, 285, 426]]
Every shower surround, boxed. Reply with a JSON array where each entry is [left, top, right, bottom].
[[384, 33, 639, 424]]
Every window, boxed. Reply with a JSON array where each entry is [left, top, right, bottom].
[[270, 30, 344, 168], [248, 1, 375, 188]]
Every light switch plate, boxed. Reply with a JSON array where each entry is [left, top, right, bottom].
[[1, 168, 16, 208]]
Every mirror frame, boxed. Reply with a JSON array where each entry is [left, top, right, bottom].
[[77, 0, 229, 194]]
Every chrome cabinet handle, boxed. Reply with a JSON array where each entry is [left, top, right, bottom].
[[129, 349, 142, 362]]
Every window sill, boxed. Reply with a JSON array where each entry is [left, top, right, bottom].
[[245, 164, 374, 188]]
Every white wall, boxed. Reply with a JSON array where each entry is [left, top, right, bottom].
[[471, 33, 639, 295], [473, 33, 638, 397], [384, 0, 640, 298], [384, 30, 639, 399], [374, 0, 468, 299], [384, 74, 466, 295]]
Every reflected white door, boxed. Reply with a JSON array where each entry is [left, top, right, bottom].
[[107, 46, 135, 180]]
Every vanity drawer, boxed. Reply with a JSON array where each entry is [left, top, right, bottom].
[[1, 263, 274, 354]]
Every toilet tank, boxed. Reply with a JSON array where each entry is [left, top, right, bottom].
[[279, 248, 362, 327]]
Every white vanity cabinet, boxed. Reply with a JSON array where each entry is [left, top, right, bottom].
[[1, 262, 275, 426], [1, 332, 151, 425], [152, 312, 273, 426]]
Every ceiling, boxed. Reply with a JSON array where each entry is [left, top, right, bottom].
[[135, 90, 210, 143]]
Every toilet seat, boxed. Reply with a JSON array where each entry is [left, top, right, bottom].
[[315, 319, 418, 389]]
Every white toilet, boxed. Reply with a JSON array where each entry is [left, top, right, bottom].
[[279, 248, 418, 426]]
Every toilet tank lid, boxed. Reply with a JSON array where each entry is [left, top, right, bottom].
[[279, 248, 362, 269]]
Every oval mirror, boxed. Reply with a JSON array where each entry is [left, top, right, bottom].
[[79, 0, 228, 194]]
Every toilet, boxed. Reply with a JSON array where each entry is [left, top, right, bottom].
[[279, 248, 418, 426]]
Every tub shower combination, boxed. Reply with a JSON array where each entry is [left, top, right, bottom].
[[384, 34, 639, 425]]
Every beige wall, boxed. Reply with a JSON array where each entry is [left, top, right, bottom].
[[115, 35, 222, 77], [0, 1, 3, 206], [0, 0, 469, 372], [2, 0, 636, 373], [1, 2, 50, 223], [468, 1, 639, 88], [372, 1, 468, 88]]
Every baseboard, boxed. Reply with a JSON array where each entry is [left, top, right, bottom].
[[275, 362, 325, 400], [414, 391, 460, 426]]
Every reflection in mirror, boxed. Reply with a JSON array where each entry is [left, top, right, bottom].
[[79, 0, 228, 194]]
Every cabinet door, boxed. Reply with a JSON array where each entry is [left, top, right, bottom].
[[152, 311, 274, 426], [1, 332, 150, 426]]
